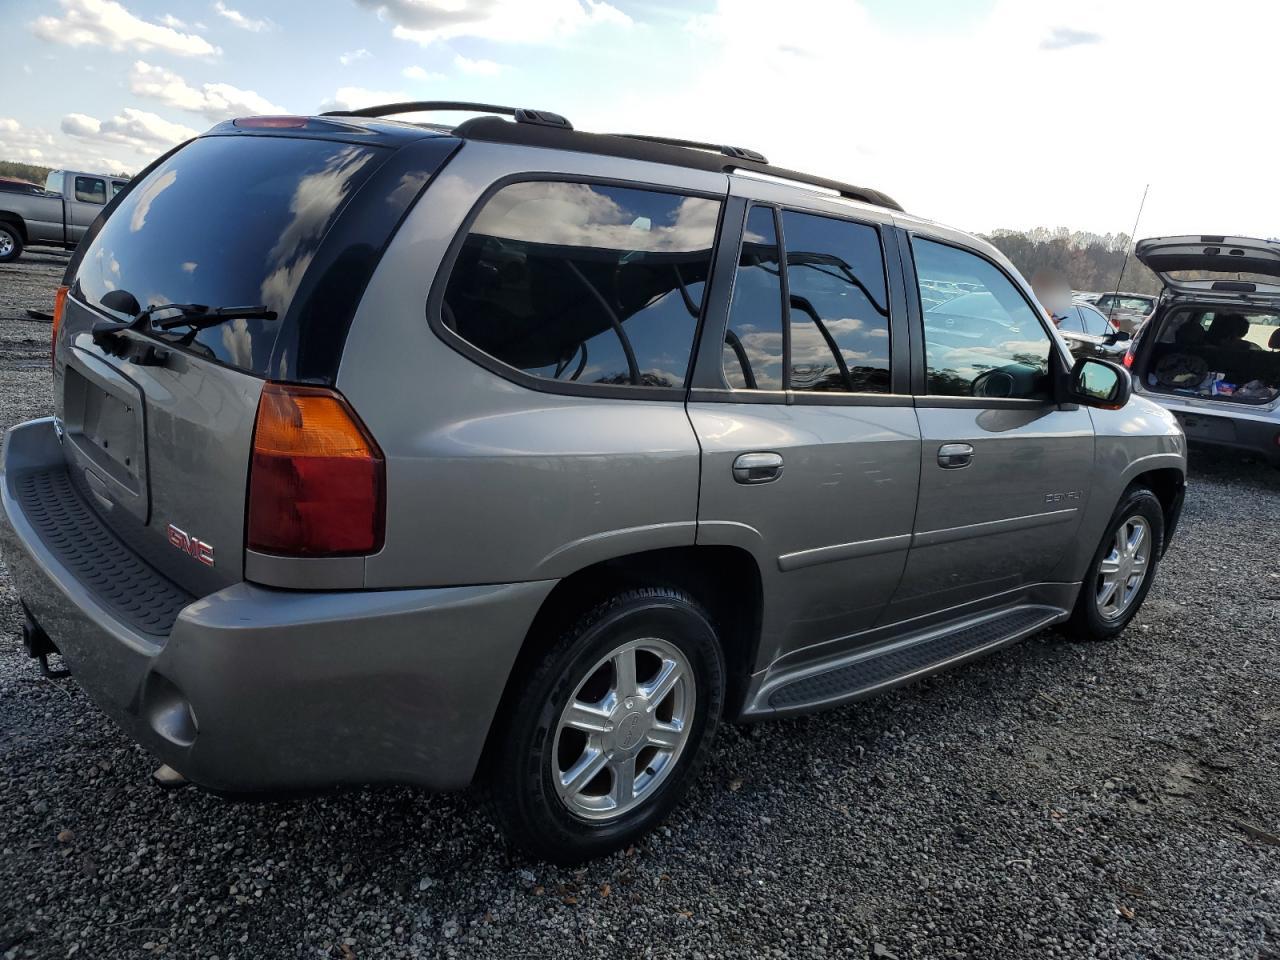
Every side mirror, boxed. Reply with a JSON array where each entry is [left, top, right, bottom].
[[1105, 330, 1131, 344], [1065, 357, 1131, 409]]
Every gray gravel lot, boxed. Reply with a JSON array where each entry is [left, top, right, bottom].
[[1, 251, 1278, 960]]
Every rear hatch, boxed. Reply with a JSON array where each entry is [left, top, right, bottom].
[[1136, 235, 1280, 298], [55, 120, 459, 597]]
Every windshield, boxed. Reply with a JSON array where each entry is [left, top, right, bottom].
[[75, 135, 386, 375]]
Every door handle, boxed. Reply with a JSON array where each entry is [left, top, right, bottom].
[[937, 443, 974, 469], [733, 452, 784, 484]]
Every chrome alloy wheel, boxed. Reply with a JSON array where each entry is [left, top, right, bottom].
[[0, 229, 14, 258], [552, 637, 695, 821], [1095, 515, 1151, 621]]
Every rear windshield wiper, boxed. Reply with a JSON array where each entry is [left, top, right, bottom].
[[94, 301, 278, 334], [91, 302, 278, 360], [147, 302, 278, 331]]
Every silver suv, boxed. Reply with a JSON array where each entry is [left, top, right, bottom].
[[0, 103, 1187, 862], [1123, 235, 1280, 465]]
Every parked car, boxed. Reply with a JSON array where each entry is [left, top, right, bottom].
[[1073, 291, 1103, 304], [1096, 291, 1157, 333], [0, 104, 1186, 863], [0, 169, 129, 262], [1123, 235, 1280, 464], [1055, 301, 1131, 360]]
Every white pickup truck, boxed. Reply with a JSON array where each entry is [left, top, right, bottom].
[[0, 169, 129, 262]]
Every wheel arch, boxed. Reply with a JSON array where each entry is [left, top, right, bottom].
[[1129, 466, 1185, 556], [477, 544, 764, 772], [0, 213, 28, 242]]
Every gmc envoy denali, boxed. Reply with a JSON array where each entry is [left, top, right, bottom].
[[0, 102, 1186, 862]]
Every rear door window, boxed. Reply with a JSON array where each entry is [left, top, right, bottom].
[[782, 210, 891, 393], [721, 206, 892, 394], [75, 135, 387, 375], [74, 177, 106, 204], [1056, 306, 1087, 334], [1079, 304, 1113, 336], [442, 180, 722, 391]]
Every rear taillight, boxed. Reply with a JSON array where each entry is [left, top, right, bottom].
[[51, 285, 68, 370], [247, 383, 385, 557], [1123, 342, 1136, 368]]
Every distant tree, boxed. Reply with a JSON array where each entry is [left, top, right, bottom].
[[0, 160, 52, 185], [983, 228, 1162, 296]]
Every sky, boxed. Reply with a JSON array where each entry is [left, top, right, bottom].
[[4, 0, 1279, 239]]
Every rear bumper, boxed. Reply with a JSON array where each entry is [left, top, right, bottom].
[[1136, 391, 1280, 463], [1, 418, 554, 793]]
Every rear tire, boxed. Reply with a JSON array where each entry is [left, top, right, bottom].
[[0, 223, 23, 263], [1064, 485, 1164, 642], [487, 588, 725, 864]]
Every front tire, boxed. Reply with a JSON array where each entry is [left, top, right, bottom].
[[487, 588, 725, 864], [0, 223, 23, 263], [1065, 485, 1165, 642]]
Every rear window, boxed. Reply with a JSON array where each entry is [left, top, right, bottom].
[[1098, 294, 1154, 312], [76, 135, 386, 375], [441, 180, 722, 392]]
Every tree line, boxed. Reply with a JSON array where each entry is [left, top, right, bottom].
[[982, 227, 1162, 296]]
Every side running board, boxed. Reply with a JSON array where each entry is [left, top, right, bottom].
[[758, 605, 1064, 716]]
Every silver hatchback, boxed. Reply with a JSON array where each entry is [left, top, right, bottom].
[[0, 103, 1186, 862]]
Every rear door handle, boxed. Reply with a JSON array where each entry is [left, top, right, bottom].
[[937, 443, 974, 469], [733, 452, 784, 484]]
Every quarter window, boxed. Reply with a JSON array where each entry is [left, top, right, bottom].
[[913, 238, 1055, 400], [722, 206, 784, 390], [74, 177, 106, 204], [442, 181, 721, 390]]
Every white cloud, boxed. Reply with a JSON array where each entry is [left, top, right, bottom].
[[0, 117, 133, 173], [62, 108, 199, 154], [160, 13, 186, 28], [213, 0, 273, 32], [356, 0, 631, 45], [321, 87, 407, 112], [610, 0, 1280, 240], [128, 60, 287, 121], [31, 0, 220, 57], [453, 54, 504, 76], [402, 65, 445, 81], [339, 48, 371, 65]]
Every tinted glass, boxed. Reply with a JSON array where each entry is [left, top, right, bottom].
[[444, 181, 720, 390], [111, 180, 128, 197], [74, 177, 106, 204], [1079, 304, 1113, 336], [782, 210, 891, 393], [914, 238, 1054, 400], [1098, 294, 1154, 313], [723, 206, 784, 390], [1056, 306, 1087, 334], [76, 135, 385, 375]]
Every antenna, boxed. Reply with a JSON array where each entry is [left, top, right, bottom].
[[1107, 183, 1150, 320]]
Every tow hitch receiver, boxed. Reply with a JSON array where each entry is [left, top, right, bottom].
[[21, 610, 69, 679]]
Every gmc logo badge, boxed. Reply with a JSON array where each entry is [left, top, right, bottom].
[[167, 524, 215, 567]]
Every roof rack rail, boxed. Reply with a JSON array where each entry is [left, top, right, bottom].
[[320, 100, 572, 129], [608, 133, 768, 165]]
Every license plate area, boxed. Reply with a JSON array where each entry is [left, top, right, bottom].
[[61, 349, 149, 523]]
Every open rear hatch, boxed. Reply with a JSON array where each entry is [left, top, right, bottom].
[[1136, 235, 1280, 298], [54, 119, 459, 599]]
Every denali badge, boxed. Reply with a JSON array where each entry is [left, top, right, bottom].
[[167, 524, 215, 567]]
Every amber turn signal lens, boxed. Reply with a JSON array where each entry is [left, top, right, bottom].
[[247, 383, 385, 557], [51, 285, 68, 371]]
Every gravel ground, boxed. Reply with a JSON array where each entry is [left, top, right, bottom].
[[1, 251, 1278, 960]]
